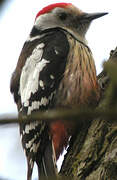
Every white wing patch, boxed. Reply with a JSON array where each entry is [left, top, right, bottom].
[[25, 121, 45, 153], [27, 97, 48, 115], [27, 91, 56, 115], [20, 43, 49, 108], [25, 121, 39, 134]]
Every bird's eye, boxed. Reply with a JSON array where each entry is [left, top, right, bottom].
[[59, 13, 67, 20]]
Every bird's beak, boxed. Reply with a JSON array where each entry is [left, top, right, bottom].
[[83, 12, 108, 21]]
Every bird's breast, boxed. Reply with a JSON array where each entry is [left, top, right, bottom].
[[56, 34, 100, 107]]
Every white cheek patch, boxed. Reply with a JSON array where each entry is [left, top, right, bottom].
[[19, 43, 50, 108]]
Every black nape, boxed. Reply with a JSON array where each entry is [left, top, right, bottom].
[[30, 26, 42, 37]]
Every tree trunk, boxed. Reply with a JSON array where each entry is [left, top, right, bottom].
[[60, 47, 117, 180]]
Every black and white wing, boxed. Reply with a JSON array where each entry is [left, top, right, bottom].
[[11, 29, 69, 114], [10, 29, 69, 178]]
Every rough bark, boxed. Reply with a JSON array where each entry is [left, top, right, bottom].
[[60, 47, 117, 180]]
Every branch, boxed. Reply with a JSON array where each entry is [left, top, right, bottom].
[[0, 107, 117, 125]]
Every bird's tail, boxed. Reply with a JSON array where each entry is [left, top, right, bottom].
[[27, 157, 34, 180], [37, 139, 58, 180]]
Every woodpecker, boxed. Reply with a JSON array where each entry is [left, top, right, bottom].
[[10, 3, 107, 180]]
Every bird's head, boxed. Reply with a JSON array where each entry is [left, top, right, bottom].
[[34, 3, 108, 43]]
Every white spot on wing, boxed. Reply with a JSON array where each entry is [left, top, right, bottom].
[[29, 159, 34, 169], [30, 142, 40, 153], [41, 97, 48, 106], [26, 91, 56, 115], [26, 137, 35, 149], [55, 49, 59, 55], [27, 97, 49, 115], [27, 106, 32, 115], [39, 80, 44, 89], [27, 101, 40, 115], [50, 74, 55, 79], [25, 121, 39, 134]]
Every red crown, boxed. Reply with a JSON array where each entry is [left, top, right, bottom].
[[35, 3, 72, 19]]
